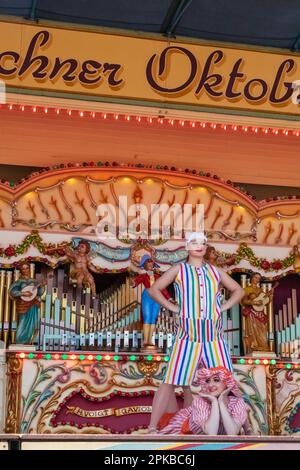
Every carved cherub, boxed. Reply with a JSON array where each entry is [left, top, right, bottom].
[[47, 240, 97, 296]]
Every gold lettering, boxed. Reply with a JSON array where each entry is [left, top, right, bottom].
[[66, 406, 114, 418], [115, 406, 152, 416], [66, 405, 152, 418]]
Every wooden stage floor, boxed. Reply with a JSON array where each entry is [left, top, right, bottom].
[[1, 434, 300, 450]]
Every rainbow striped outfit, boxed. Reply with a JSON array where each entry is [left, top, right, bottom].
[[164, 262, 232, 385]]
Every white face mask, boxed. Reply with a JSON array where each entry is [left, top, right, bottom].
[[185, 232, 207, 243], [185, 233, 207, 251]]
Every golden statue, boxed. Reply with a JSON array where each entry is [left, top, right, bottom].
[[241, 272, 274, 354], [293, 243, 300, 273]]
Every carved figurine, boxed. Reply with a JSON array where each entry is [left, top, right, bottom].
[[130, 254, 172, 348], [9, 262, 46, 344], [293, 242, 300, 273], [204, 245, 236, 267], [241, 272, 276, 353], [47, 240, 98, 296]]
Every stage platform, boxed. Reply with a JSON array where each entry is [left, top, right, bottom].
[[1, 434, 300, 450], [2, 351, 300, 437]]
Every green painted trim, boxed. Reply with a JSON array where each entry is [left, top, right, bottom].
[[6, 87, 300, 122]]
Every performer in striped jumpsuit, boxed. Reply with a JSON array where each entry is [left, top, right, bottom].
[[164, 261, 232, 385], [147, 232, 244, 433]]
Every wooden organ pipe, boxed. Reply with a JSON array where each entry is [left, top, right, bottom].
[[292, 289, 297, 321], [287, 298, 293, 325], [275, 288, 300, 358], [3, 271, 12, 346], [71, 300, 76, 332], [80, 304, 85, 335], [1, 265, 175, 352], [10, 269, 20, 344], [266, 282, 275, 353], [0, 270, 6, 339], [61, 293, 67, 322], [30, 263, 35, 279], [240, 274, 247, 355], [0, 271, 6, 342]]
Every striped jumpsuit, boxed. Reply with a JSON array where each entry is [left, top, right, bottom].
[[164, 262, 232, 385]]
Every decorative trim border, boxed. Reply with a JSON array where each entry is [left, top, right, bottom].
[[5, 355, 22, 433], [2, 162, 300, 208], [14, 351, 300, 369]]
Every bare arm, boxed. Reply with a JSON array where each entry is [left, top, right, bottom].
[[218, 268, 244, 312], [219, 403, 241, 435], [64, 246, 76, 261], [147, 264, 180, 313], [87, 261, 99, 274], [203, 399, 220, 435], [218, 391, 245, 435], [191, 395, 220, 435]]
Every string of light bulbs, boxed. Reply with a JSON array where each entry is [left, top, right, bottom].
[[2, 103, 300, 137]]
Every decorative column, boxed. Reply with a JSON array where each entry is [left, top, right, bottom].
[[265, 364, 279, 435], [0, 343, 6, 432], [5, 354, 22, 433]]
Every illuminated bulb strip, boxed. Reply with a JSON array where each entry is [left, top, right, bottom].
[[2, 103, 300, 136], [14, 352, 300, 368], [233, 357, 299, 367], [16, 352, 170, 362]]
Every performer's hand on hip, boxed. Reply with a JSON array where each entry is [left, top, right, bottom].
[[168, 302, 179, 314], [220, 301, 229, 312]]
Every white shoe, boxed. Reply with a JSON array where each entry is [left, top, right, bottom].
[[148, 427, 159, 435]]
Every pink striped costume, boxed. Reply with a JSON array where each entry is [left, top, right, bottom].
[[158, 395, 248, 435], [164, 262, 232, 386], [159, 367, 248, 435]]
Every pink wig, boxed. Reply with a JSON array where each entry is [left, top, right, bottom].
[[197, 366, 241, 397]]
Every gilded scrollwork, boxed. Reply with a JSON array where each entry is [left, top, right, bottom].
[[20, 358, 161, 433], [272, 368, 300, 435], [5, 355, 22, 433], [266, 365, 278, 435], [0, 166, 298, 245], [137, 360, 160, 378]]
